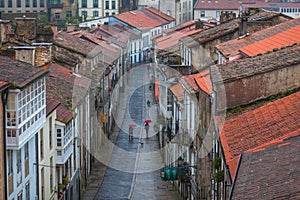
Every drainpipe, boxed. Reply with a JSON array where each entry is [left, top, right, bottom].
[[2, 87, 9, 200], [36, 132, 39, 199]]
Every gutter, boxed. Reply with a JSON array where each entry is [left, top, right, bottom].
[[228, 154, 243, 200], [1, 86, 9, 200]]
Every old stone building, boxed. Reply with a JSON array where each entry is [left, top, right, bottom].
[[179, 10, 292, 71]]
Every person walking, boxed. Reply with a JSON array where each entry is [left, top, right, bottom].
[[144, 122, 150, 138], [129, 126, 133, 141]]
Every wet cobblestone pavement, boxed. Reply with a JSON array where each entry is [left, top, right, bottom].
[[84, 64, 179, 200]]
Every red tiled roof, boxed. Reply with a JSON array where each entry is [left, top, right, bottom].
[[239, 25, 300, 57], [170, 83, 184, 101], [157, 24, 202, 52], [0, 80, 10, 91], [56, 104, 74, 123], [181, 69, 212, 93], [54, 32, 102, 57], [182, 74, 199, 92], [73, 31, 120, 65], [114, 9, 170, 30], [194, 69, 212, 94], [195, 0, 240, 10], [183, 10, 285, 48], [43, 63, 91, 113], [243, 0, 300, 9], [216, 17, 300, 59], [46, 95, 61, 116], [0, 56, 48, 89], [220, 92, 300, 179]]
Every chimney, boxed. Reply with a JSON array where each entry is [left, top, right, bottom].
[[32, 43, 53, 67], [13, 46, 36, 65], [239, 14, 248, 36]]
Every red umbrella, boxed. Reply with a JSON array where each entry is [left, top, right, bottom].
[[129, 124, 136, 127], [144, 120, 152, 123]]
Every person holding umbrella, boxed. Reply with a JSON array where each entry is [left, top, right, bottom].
[[144, 120, 151, 138]]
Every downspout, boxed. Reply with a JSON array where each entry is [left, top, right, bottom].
[[2, 88, 9, 200], [228, 154, 243, 200], [36, 132, 40, 199]]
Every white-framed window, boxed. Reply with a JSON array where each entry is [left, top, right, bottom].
[[7, 150, 13, 175], [49, 117, 53, 149], [93, 10, 99, 17], [25, 181, 30, 200], [40, 129, 44, 159], [201, 10, 205, 17], [17, 149, 21, 173], [18, 191, 23, 200]]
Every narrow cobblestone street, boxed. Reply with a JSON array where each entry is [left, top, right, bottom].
[[83, 64, 180, 200]]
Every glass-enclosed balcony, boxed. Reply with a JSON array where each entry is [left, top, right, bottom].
[[56, 122, 74, 164], [6, 78, 46, 149]]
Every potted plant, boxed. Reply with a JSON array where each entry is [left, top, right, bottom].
[[213, 157, 221, 169], [62, 176, 69, 185], [214, 170, 224, 183]]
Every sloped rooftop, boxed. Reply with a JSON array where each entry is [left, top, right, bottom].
[[0, 55, 48, 89], [181, 10, 285, 48], [170, 83, 184, 101], [54, 32, 102, 57], [231, 135, 300, 200], [216, 17, 300, 58], [114, 8, 171, 31], [211, 44, 300, 83], [43, 63, 91, 113], [220, 91, 300, 180]]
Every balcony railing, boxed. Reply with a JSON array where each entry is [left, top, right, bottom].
[[56, 143, 73, 164], [6, 115, 46, 149]]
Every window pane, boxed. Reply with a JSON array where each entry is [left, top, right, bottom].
[[82, 0, 87, 8], [0, 0, 4, 8], [93, 0, 98, 7], [112, 1, 115, 9], [17, 0, 21, 7], [8, 0, 12, 7]]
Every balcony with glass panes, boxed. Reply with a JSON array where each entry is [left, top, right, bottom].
[[56, 122, 74, 164], [6, 78, 46, 149]]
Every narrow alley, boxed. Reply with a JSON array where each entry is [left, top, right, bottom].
[[83, 64, 180, 200]]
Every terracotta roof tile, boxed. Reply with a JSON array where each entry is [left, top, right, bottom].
[[220, 92, 300, 179], [240, 25, 300, 57], [216, 17, 300, 58], [0, 55, 48, 88], [170, 83, 184, 101], [114, 8, 170, 30], [231, 135, 300, 200], [194, 69, 212, 94], [54, 32, 102, 57], [43, 63, 91, 113], [156, 22, 203, 54], [72, 31, 120, 65], [182, 10, 284, 48], [0, 80, 10, 91], [195, 0, 240, 10], [46, 95, 60, 116], [211, 44, 300, 83], [56, 104, 74, 123]]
